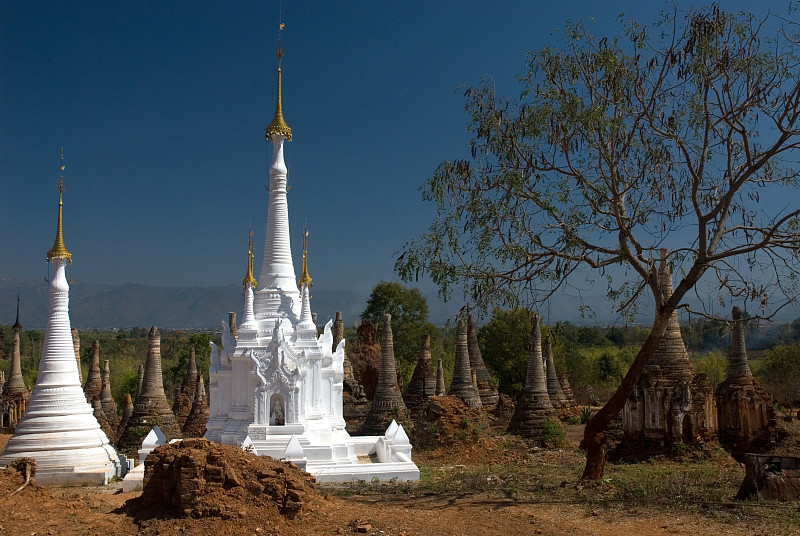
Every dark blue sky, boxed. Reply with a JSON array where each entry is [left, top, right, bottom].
[[1, 0, 786, 308]]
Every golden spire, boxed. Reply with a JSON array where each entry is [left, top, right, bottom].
[[265, 22, 292, 141], [46, 148, 72, 263], [243, 226, 257, 289], [298, 220, 312, 288]]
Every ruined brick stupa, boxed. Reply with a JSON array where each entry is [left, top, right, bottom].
[[507, 313, 562, 441], [0, 164, 120, 484], [172, 346, 198, 428], [1, 298, 30, 432], [403, 334, 437, 416], [117, 326, 181, 452], [361, 315, 412, 434], [467, 314, 498, 406], [619, 250, 717, 449], [716, 306, 774, 460], [449, 321, 483, 409], [205, 42, 417, 481]]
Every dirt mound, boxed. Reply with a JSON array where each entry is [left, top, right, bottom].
[[133, 438, 316, 520], [413, 396, 489, 449]]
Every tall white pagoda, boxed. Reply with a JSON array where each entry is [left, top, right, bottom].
[[206, 41, 417, 482], [0, 155, 121, 485]]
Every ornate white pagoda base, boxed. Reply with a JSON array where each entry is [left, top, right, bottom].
[[245, 420, 419, 483]]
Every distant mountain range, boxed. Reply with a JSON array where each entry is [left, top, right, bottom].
[[0, 279, 371, 330], [4, 277, 795, 331]]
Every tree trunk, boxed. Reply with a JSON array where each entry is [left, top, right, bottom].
[[580, 311, 672, 480]]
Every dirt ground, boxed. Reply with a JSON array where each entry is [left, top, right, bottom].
[[2, 424, 800, 536]]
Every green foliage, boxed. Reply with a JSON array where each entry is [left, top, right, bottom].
[[757, 343, 800, 404], [361, 281, 436, 385], [691, 351, 727, 389], [477, 307, 532, 396], [580, 406, 594, 424], [537, 418, 566, 448]]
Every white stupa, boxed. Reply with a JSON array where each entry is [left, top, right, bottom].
[[206, 41, 418, 482], [0, 156, 121, 485]]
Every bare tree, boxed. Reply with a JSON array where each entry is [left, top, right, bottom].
[[396, 6, 800, 479]]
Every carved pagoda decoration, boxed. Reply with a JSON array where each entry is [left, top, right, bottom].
[[716, 306, 775, 461], [448, 321, 482, 409], [618, 250, 717, 454], [507, 313, 563, 442], [117, 326, 181, 453]]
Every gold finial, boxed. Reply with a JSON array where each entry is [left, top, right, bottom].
[[298, 220, 312, 288], [243, 225, 257, 289], [46, 148, 72, 262], [265, 20, 292, 141]]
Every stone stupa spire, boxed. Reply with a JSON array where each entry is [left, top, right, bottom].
[[254, 39, 300, 321], [12, 290, 22, 334], [117, 393, 134, 440], [83, 340, 102, 402], [543, 332, 568, 407], [448, 321, 482, 409], [182, 374, 209, 438], [727, 306, 753, 380], [645, 249, 694, 381], [100, 360, 120, 428], [0, 155, 120, 484], [507, 313, 562, 441], [404, 334, 437, 414], [3, 323, 28, 396], [172, 347, 198, 428], [467, 314, 498, 406], [361, 314, 411, 434], [71, 328, 83, 383], [135, 363, 144, 401], [117, 326, 181, 453], [435, 359, 446, 396]]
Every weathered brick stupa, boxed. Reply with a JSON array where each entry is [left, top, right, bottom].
[[618, 250, 717, 451], [507, 313, 563, 441], [361, 314, 412, 434], [556, 371, 578, 408], [1, 309, 30, 432], [92, 397, 115, 440], [206, 43, 417, 481], [83, 340, 102, 402], [337, 312, 369, 434], [117, 393, 133, 441], [182, 374, 209, 438], [716, 306, 775, 461], [435, 359, 446, 396], [135, 363, 144, 400], [117, 326, 181, 453], [347, 318, 382, 400], [404, 334, 437, 417], [71, 328, 82, 383], [543, 332, 576, 419], [449, 321, 483, 409], [100, 359, 120, 429], [467, 314, 499, 407], [172, 346, 198, 428], [0, 165, 120, 484]]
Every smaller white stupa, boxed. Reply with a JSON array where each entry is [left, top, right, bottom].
[[0, 153, 121, 485]]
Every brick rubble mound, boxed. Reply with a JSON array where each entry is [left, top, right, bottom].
[[413, 396, 489, 449], [138, 438, 317, 519]]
